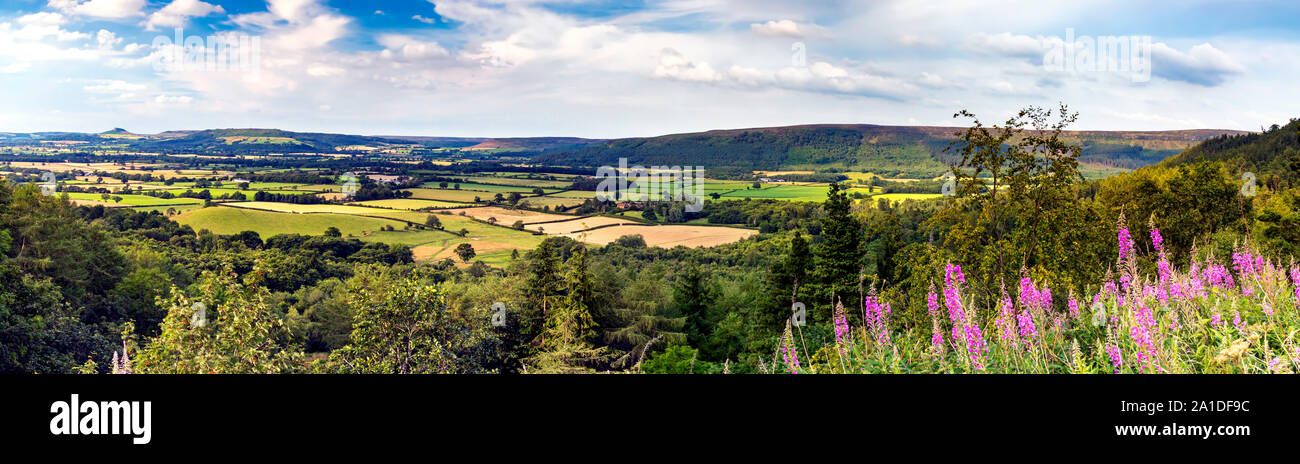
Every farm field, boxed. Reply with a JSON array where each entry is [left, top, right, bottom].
[[562, 224, 757, 247], [349, 198, 463, 210], [518, 195, 588, 209], [174, 207, 400, 237], [528, 216, 637, 234], [871, 193, 944, 202], [448, 206, 574, 225], [223, 202, 431, 223], [408, 213, 545, 266], [132, 204, 203, 215], [718, 184, 875, 202], [419, 181, 549, 193], [406, 188, 495, 203], [461, 176, 572, 189], [60, 192, 204, 206]]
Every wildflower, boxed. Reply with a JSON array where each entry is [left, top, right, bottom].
[[781, 323, 800, 373], [1150, 227, 1163, 252], [1068, 295, 1080, 319], [1117, 224, 1134, 263], [863, 294, 892, 347], [926, 285, 941, 318], [1106, 345, 1124, 374], [832, 301, 851, 354], [1211, 312, 1223, 327], [1291, 267, 1300, 302], [1128, 304, 1158, 373], [1017, 309, 1038, 348], [995, 297, 1016, 343]]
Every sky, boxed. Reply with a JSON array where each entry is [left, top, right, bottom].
[[0, 0, 1298, 138]]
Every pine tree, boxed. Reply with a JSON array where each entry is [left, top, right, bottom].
[[526, 247, 603, 373], [810, 183, 862, 322], [673, 264, 717, 358]]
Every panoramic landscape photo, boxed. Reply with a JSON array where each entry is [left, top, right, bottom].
[[2, 0, 1299, 375]]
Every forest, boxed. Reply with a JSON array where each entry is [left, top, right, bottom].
[[2, 107, 1298, 374]]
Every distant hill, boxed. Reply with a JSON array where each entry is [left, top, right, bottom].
[[0, 124, 1252, 176], [533, 124, 1249, 178], [1158, 119, 1300, 178]]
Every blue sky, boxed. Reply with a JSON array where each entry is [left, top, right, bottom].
[[1, 0, 1298, 137]]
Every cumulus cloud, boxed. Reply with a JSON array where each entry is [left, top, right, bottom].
[[378, 35, 449, 60], [95, 29, 121, 49], [967, 32, 1049, 59], [653, 49, 915, 100], [1151, 42, 1244, 86], [144, 0, 226, 30], [750, 19, 827, 38], [48, 0, 146, 19], [652, 48, 722, 82]]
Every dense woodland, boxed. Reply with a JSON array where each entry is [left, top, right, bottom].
[[1, 108, 1297, 374]]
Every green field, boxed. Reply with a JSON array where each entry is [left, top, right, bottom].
[[175, 207, 401, 237], [870, 193, 944, 203], [224, 202, 431, 223], [420, 181, 559, 194], [406, 188, 492, 203], [461, 176, 573, 189], [348, 199, 463, 210], [60, 192, 204, 206], [717, 184, 874, 202], [404, 212, 545, 266], [131, 204, 204, 215]]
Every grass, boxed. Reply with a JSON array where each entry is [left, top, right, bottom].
[[223, 201, 431, 223], [419, 182, 543, 193], [870, 193, 944, 203], [174, 207, 400, 237], [60, 192, 204, 206], [348, 199, 463, 210], [718, 184, 874, 202], [406, 213, 545, 266], [461, 176, 572, 189], [405, 188, 491, 203], [132, 204, 204, 215]]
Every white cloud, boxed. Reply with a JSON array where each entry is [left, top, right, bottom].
[[412, 15, 436, 24], [144, 0, 226, 31], [968, 32, 1049, 58], [153, 94, 193, 104], [48, 0, 147, 19], [95, 29, 121, 49], [750, 19, 826, 38], [378, 35, 449, 60], [1, 62, 31, 73], [84, 79, 145, 93], [1150, 42, 1244, 86], [306, 65, 343, 77], [652, 48, 722, 82]]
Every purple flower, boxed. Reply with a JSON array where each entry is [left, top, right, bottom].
[[1117, 226, 1134, 262], [1106, 345, 1124, 374], [1016, 309, 1038, 347], [1290, 267, 1300, 303], [1150, 227, 1163, 252]]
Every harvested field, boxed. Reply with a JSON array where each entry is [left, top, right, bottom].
[[564, 224, 756, 248]]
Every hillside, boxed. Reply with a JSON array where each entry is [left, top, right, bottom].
[[533, 124, 1248, 178], [1158, 119, 1300, 178]]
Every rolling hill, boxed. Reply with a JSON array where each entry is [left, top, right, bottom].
[[532, 124, 1250, 178], [1157, 119, 1300, 178]]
